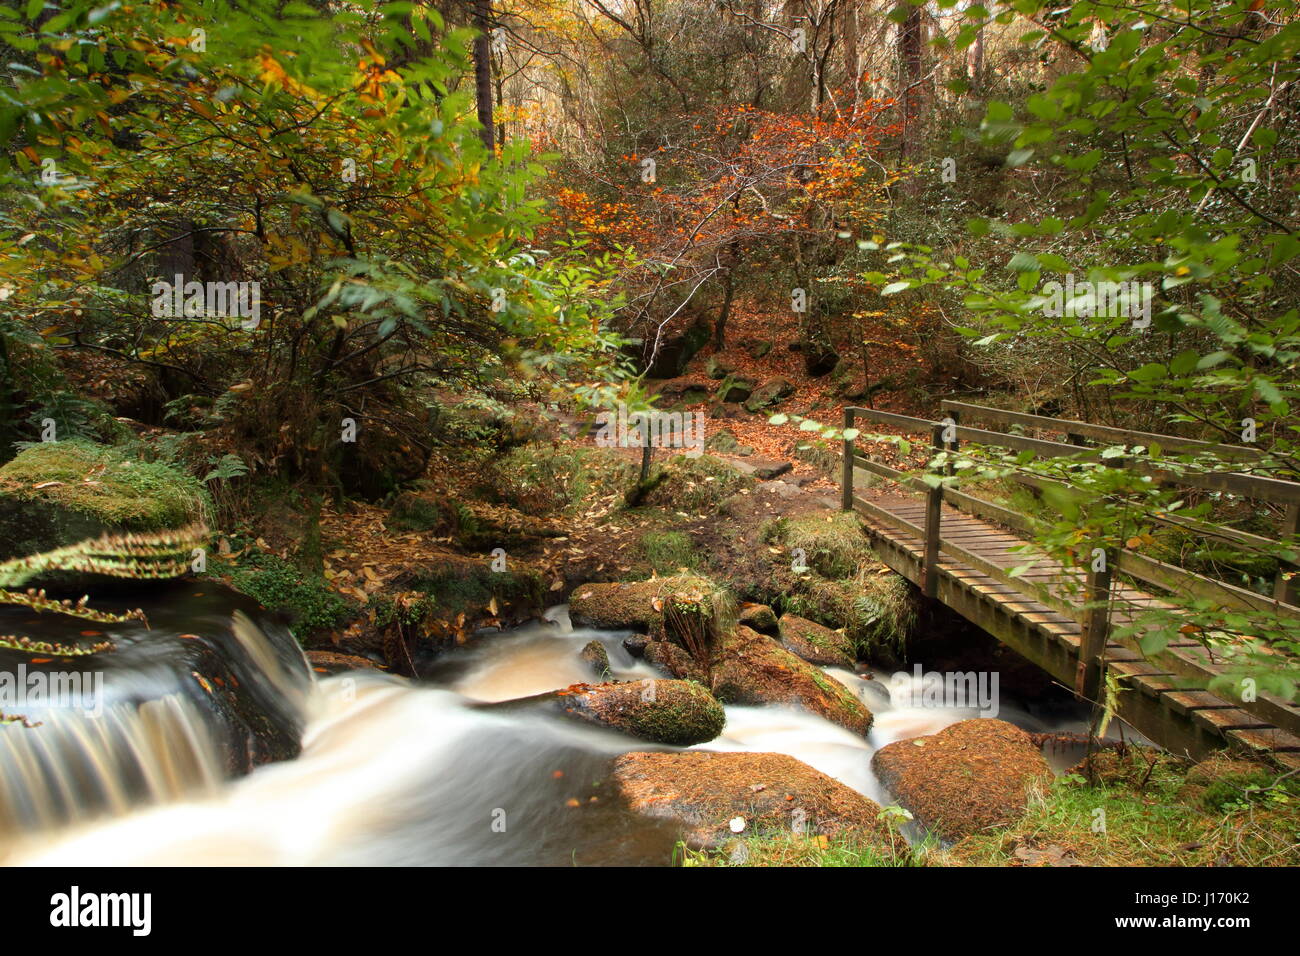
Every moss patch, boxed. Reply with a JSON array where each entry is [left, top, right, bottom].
[[0, 440, 209, 560], [638, 454, 754, 513], [491, 443, 637, 516], [640, 530, 700, 574], [941, 749, 1300, 867], [224, 550, 350, 640], [557, 679, 725, 746]]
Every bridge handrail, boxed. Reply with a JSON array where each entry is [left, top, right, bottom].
[[940, 400, 1265, 460], [842, 403, 1300, 700]]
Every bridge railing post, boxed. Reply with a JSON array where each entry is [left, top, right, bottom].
[[1274, 503, 1299, 605], [942, 410, 959, 476], [1075, 546, 1113, 701], [841, 407, 854, 512], [922, 422, 945, 597]]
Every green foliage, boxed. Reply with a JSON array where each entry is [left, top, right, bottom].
[[224, 550, 349, 640], [0, 0, 636, 486]]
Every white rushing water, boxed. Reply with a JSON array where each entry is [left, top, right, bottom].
[[5, 607, 1094, 865]]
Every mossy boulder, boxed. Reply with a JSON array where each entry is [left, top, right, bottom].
[[705, 355, 734, 379], [643, 638, 708, 683], [871, 719, 1052, 843], [777, 614, 855, 668], [579, 639, 611, 677], [386, 490, 444, 532], [638, 455, 754, 512], [568, 575, 712, 631], [706, 429, 754, 456], [743, 378, 795, 413], [612, 751, 905, 851], [306, 650, 381, 675], [0, 440, 209, 585], [715, 374, 755, 404], [710, 626, 872, 736], [737, 602, 778, 634], [551, 679, 725, 746]]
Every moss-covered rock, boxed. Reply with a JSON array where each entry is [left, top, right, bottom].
[[568, 575, 712, 631], [612, 751, 905, 851], [710, 626, 872, 735], [638, 455, 754, 513], [0, 440, 209, 585], [871, 719, 1052, 843], [715, 374, 755, 404], [386, 490, 444, 532], [743, 378, 795, 412], [643, 638, 708, 683], [737, 602, 778, 634], [306, 650, 381, 675], [579, 639, 611, 677], [705, 355, 734, 380], [552, 679, 725, 746], [778, 613, 855, 668]]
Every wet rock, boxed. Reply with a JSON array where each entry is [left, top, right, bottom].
[[579, 639, 611, 676], [743, 378, 795, 413], [553, 679, 725, 746], [737, 603, 778, 634], [871, 719, 1052, 842], [778, 614, 855, 668], [611, 751, 904, 851], [642, 638, 708, 683], [710, 626, 872, 735], [622, 634, 649, 658], [305, 650, 381, 675]]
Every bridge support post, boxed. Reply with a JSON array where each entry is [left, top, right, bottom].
[[1076, 547, 1113, 701], [922, 422, 944, 597], [841, 407, 854, 512], [1274, 503, 1299, 606]]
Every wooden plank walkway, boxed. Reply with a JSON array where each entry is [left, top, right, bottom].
[[840, 405, 1300, 768]]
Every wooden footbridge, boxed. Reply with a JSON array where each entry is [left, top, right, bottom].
[[839, 401, 1300, 767]]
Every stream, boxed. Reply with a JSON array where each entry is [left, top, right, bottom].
[[1, 589, 1102, 866]]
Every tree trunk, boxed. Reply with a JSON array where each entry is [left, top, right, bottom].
[[967, 23, 983, 93], [844, 0, 860, 106], [471, 0, 494, 151], [897, 2, 923, 160], [715, 267, 735, 350]]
